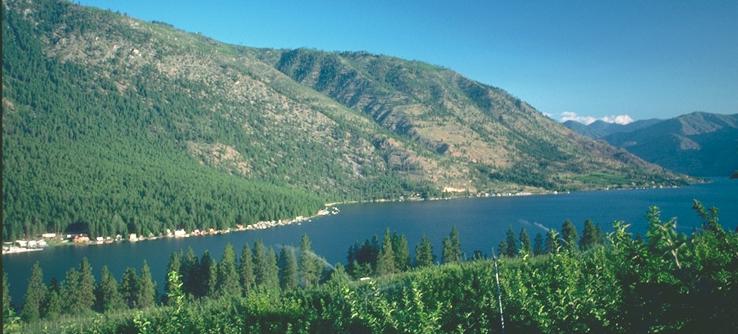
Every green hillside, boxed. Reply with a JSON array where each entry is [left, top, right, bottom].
[[2, 0, 687, 240]]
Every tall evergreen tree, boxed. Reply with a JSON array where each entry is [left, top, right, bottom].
[[240, 244, 255, 294], [545, 229, 560, 254], [300, 234, 320, 288], [21, 262, 46, 322], [562, 220, 579, 251], [137, 261, 156, 308], [415, 235, 435, 267], [519, 228, 532, 255], [442, 227, 462, 263], [505, 226, 517, 257], [264, 248, 280, 290], [377, 229, 396, 275], [199, 251, 218, 298], [253, 240, 269, 288], [579, 219, 602, 250], [496, 240, 508, 258], [164, 251, 181, 302], [120, 267, 139, 309], [95, 266, 123, 313], [217, 243, 240, 296], [77, 257, 96, 313], [278, 247, 298, 290], [392, 233, 410, 271], [181, 248, 199, 296], [533, 232, 544, 256], [2, 272, 12, 322], [42, 282, 63, 319], [61, 267, 81, 314]]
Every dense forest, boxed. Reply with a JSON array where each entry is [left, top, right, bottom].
[[4, 201, 737, 333]]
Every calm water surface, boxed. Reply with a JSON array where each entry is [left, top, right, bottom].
[[5, 178, 737, 306]]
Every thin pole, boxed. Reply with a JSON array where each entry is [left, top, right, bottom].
[[492, 249, 505, 334]]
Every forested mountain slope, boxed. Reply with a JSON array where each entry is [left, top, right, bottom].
[[2, 0, 685, 240]]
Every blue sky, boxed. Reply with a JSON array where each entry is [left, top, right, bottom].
[[78, 0, 738, 123]]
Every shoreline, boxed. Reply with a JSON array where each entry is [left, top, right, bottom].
[[1, 181, 689, 256]]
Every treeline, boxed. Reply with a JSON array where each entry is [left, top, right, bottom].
[[6, 201, 737, 333]]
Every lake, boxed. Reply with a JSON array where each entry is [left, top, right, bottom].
[[4, 178, 737, 307]]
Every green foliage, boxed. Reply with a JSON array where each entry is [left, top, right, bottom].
[[392, 232, 411, 272], [137, 261, 156, 308], [561, 220, 579, 252], [119, 268, 139, 309], [415, 235, 435, 267], [533, 232, 544, 255], [239, 244, 255, 294], [377, 229, 397, 276], [442, 227, 462, 263], [216, 244, 240, 297], [505, 226, 517, 257], [21, 262, 46, 322], [95, 266, 124, 312], [579, 219, 603, 250], [278, 247, 299, 291], [519, 228, 531, 255], [299, 235, 321, 288]]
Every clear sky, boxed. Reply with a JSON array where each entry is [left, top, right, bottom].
[[78, 0, 738, 123]]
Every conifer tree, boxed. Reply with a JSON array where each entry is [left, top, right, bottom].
[[181, 248, 199, 296], [278, 246, 298, 290], [519, 228, 532, 255], [497, 240, 508, 258], [415, 235, 435, 267], [61, 267, 81, 314], [253, 240, 268, 288], [579, 219, 602, 250], [2, 272, 12, 321], [264, 248, 280, 290], [443, 227, 462, 263], [300, 234, 320, 288], [217, 243, 240, 296], [377, 229, 396, 275], [163, 251, 181, 303], [21, 262, 46, 322], [199, 251, 218, 298], [545, 229, 560, 254], [240, 244, 255, 294], [120, 267, 139, 308], [77, 257, 96, 312], [137, 261, 156, 308], [43, 284, 62, 319], [505, 226, 517, 257], [533, 232, 544, 256], [562, 220, 579, 251], [95, 266, 123, 313], [392, 233, 410, 271]]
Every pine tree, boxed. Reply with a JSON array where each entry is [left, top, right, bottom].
[[95, 266, 123, 313], [77, 257, 96, 312], [377, 229, 396, 275], [21, 262, 46, 322], [519, 228, 532, 255], [199, 251, 218, 298], [442, 227, 462, 263], [2, 272, 12, 322], [392, 233, 410, 271], [264, 248, 280, 290], [300, 234, 320, 288], [61, 267, 80, 314], [497, 240, 507, 258], [545, 229, 560, 254], [217, 243, 240, 296], [579, 219, 602, 250], [240, 244, 255, 294], [181, 248, 199, 296], [278, 246, 298, 290], [43, 285, 62, 319], [253, 240, 268, 288], [415, 235, 435, 267], [120, 267, 139, 308], [505, 226, 517, 257], [164, 251, 181, 302], [533, 232, 544, 256], [562, 220, 579, 251], [137, 261, 156, 308]]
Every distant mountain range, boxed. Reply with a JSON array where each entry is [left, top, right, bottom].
[[2, 0, 686, 239], [565, 112, 738, 176]]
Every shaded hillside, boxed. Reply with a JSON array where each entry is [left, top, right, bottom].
[[564, 119, 661, 139], [2, 0, 686, 240], [604, 112, 738, 176]]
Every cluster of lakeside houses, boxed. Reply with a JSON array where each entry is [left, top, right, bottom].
[[2, 206, 340, 255]]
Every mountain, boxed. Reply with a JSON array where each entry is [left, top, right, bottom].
[[564, 119, 661, 139], [1, 0, 685, 240], [604, 112, 738, 176]]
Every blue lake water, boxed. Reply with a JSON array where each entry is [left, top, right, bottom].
[[4, 178, 737, 307]]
